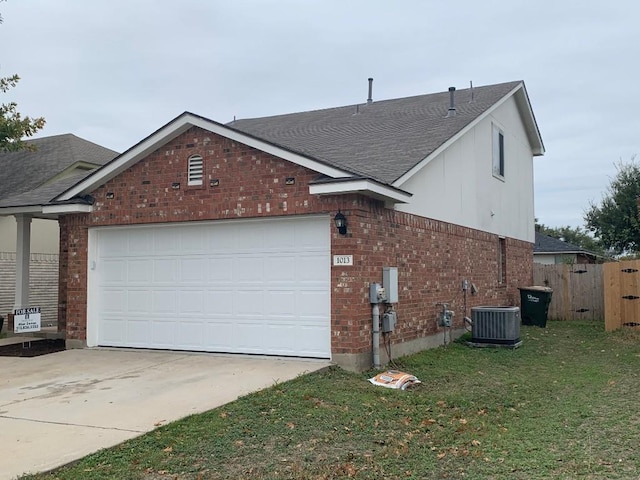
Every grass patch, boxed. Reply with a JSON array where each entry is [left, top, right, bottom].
[[21, 321, 640, 479]]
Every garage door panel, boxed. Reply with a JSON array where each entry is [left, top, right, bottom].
[[298, 255, 330, 283], [92, 217, 330, 358], [235, 321, 266, 352], [180, 226, 206, 253], [127, 290, 152, 313], [179, 290, 204, 314], [294, 326, 331, 357], [234, 223, 265, 251], [206, 289, 233, 313], [152, 291, 178, 314], [234, 289, 264, 315], [235, 256, 264, 282], [203, 321, 234, 350], [149, 317, 178, 345], [153, 228, 179, 254], [101, 260, 126, 283], [295, 220, 327, 248], [265, 290, 295, 316], [206, 227, 235, 252], [153, 259, 178, 283], [128, 259, 152, 283], [264, 324, 298, 355], [297, 290, 330, 316], [179, 258, 205, 282], [129, 229, 155, 256], [175, 320, 205, 348], [128, 318, 151, 345], [265, 256, 295, 282], [100, 230, 127, 257], [101, 289, 126, 312], [100, 317, 127, 344], [207, 257, 233, 282]]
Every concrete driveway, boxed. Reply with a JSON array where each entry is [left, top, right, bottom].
[[0, 348, 330, 480]]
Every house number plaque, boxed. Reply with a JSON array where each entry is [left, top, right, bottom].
[[333, 255, 353, 266]]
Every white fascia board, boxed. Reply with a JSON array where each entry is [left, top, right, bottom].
[[393, 82, 540, 187], [58, 113, 350, 201], [309, 179, 412, 203], [513, 86, 545, 156], [0, 206, 43, 216], [42, 204, 93, 214]]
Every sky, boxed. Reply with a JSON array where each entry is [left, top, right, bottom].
[[1, 1, 639, 229]]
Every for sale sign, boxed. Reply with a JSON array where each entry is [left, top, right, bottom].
[[14, 307, 41, 333]]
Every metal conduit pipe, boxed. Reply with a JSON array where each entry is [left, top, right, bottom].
[[372, 303, 381, 368]]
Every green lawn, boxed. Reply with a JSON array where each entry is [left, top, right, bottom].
[[23, 321, 640, 479]]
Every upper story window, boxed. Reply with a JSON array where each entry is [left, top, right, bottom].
[[188, 155, 203, 186], [492, 125, 505, 178]]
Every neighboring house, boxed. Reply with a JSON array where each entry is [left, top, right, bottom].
[[0, 134, 118, 329], [533, 232, 600, 264], [0, 81, 544, 370]]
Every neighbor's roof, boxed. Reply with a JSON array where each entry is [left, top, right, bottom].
[[229, 80, 544, 185], [533, 232, 594, 256], [0, 134, 118, 201]]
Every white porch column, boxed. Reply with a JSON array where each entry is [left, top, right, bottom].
[[14, 214, 32, 310]]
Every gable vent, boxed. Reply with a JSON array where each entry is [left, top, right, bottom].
[[188, 154, 203, 186]]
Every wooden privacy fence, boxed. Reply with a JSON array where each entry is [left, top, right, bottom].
[[603, 259, 640, 331], [533, 263, 604, 321]]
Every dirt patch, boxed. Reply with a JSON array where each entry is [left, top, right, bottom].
[[0, 339, 66, 357]]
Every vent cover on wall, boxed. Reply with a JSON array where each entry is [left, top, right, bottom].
[[471, 306, 520, 345]]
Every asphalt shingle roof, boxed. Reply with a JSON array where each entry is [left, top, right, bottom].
[[0, 134, 118, 201], [229, 81, 522, 184], [534, 232, 588, 254]]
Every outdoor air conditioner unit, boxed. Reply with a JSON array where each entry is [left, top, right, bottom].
[[470, 306, 521, 345]]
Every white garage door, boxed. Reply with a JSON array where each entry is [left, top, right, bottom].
[[87, 216, 331, 358]]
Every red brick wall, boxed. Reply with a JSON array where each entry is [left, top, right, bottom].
[[58, 126, 533, 357], [329, 199, 532, 354]]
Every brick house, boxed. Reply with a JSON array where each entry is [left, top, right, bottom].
[[0, 81, 543, 370]]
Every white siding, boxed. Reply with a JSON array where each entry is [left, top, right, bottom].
[[396, 96, 535, 243], [0, 252, 59, 328]]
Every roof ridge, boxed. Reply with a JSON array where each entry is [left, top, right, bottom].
[[231, 80, 523, 124]]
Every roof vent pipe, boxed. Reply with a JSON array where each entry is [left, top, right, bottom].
[[367, 78, 373, 104], [447, 86, 456, 117]]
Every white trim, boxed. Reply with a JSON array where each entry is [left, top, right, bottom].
[[87, 228, 98, 347], [309, 179, 412, 203], [42, 204, 93, 214], [0, 206, 44, 215], [57, 113, 352, 201], [393, 83, 543, 187]]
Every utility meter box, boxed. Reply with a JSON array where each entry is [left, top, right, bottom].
[[369, 283, 387, 303], [383, 267, 399, 303], [382, 310, 397, 332]]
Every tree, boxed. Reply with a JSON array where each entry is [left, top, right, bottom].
[[584, 157, 640, 255], [1, 4, 46, 151], [535, 221, 606, 256], [1, 75, 46, 151]]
